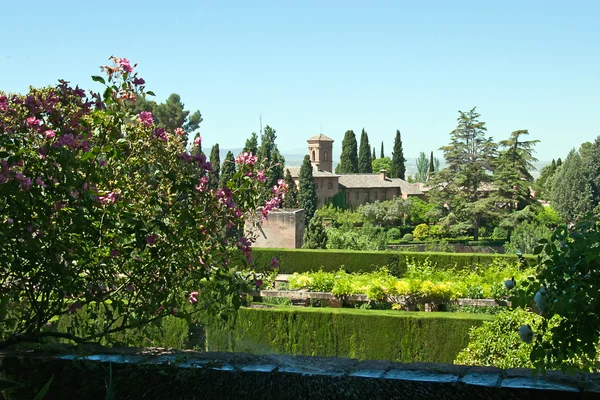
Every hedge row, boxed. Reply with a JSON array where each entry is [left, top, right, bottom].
[[252, 248, 536, 275], [206, 307, 491, 364]]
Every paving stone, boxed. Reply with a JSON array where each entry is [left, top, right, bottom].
[[385, 369, 459, 383]]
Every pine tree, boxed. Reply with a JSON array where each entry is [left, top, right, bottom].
[[244, 132, 259, 154], [219, 151, 236, 188], [257, 125, 277, 163], [282, 168, 299, 208], [415, 152, 428, 182], [380, 142, 384, 158], [557, 158, 562, 167], [358, 128, 373, 173], [302, 216, 328, 249], [298, 155, 318, 225], [390, 130, 406, 179], [209, 144, 220, 189], [338, 130, 358, 173]]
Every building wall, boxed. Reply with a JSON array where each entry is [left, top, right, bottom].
[[343, 187, 401, 206], [248, 209, 305, 249], [308, 141, 333, 173], [292, 177, 338, 207]]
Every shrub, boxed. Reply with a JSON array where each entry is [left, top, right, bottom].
[[412, 224, 429, 241], [386, 227, 402, 240], [402, 233, 414, 242]]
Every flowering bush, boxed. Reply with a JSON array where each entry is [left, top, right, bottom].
[[0, 57, 284, 348]]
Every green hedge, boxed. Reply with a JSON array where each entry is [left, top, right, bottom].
[[206, 307, 491, 364], [252, 248, 535, 275]]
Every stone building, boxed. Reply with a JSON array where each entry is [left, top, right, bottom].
[[288, 133, 426, 207], [248, 208, 305, 248]]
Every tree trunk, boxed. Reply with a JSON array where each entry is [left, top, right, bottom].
[[473, 218, 479, 241]]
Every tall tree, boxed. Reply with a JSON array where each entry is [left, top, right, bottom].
[[358, 128, 373, 173], [428, 151, 435, 179], [372, 147, 376, 161], [267, 148, 285, 190], [390, 130, 406, 179], [551, 148, 594, 223], [415, 152, 429, 182], [282, 168, 299, 208], [129, 94, 202, 147], [494, 130, 539, 210], [380, 142, 385, 159], [219, 151, 236, 188], [244, 132, 259, 155], [429, 107, 497, 241], [298, 155, 318, 225], [257, 125, 277, 163], [338, 130, 358, 173], [209, 144, 221, 189], [302, 216, 328, 249]]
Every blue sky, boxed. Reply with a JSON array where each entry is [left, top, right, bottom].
[[1, 1, 598, 163]]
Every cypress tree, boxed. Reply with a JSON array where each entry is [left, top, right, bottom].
[[282, 168, 299, 208], [302, 216, 328, 249], [358, 128, 372, 173], [267, 148, 284, 190], [390, 130, 406, 179], [557, 158, 562, 167], [219, 151, 236, 188], [338, 130, 358, 173], [380, 142, 384, 158], [209, 144, 221, 189], [428, 151, 435, 180], [257, 125, 276, 163], [372, 147, 376, 160], [244, 132, 258, 154], [298, 155, 317, 225]]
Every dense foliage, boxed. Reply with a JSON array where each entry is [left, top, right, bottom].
[[337, 129, 358, 173], [0, 58, 284, 349], [390, 130, 406, 179]]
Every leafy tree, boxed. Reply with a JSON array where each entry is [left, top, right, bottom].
[[584, 136, 600, 209], [415, 152, 428, 182], [550, 148, 594, 223], [282, 168, 299, 208], [535, 159, 557, 200], [358, 128, 373, 173], [429, 107, 497, 241], [302, 216, 328, 249], [390, 130, 406, 179], [372, 157, 391, 174], [209, 143, 220, 189], [219, 151, 236, 188], [504, 221, 551, 254], [257, 125, 277, 163], [299, 155, 317, 224], [380, 142, 385, 158], [129, 94, 202, 147], [244, 132, 259, 155], [338, 130, 358, 173]]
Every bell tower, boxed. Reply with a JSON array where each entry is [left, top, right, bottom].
[[307, 133, 334, 172]]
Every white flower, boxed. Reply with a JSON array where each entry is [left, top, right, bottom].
[[504, 277, 516, 290], [534, 285, 548, 312], [519, 324, 534, 344]]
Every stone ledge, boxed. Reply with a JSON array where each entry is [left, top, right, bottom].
[[1, 348, 599, 399]]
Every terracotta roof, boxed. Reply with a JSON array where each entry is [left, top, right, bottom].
[[307, 133, 334, 142], [286, 166, 339, 178], [338, 174, 423, 195]]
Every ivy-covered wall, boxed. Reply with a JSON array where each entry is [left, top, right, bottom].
[[206, 307, 491, 364]]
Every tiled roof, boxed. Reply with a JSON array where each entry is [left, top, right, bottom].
[[307, 133, 334, 142], [286, 166, 339, 178], [338, 174, 424, 195]]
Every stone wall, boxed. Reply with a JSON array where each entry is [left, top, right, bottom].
[[248, 209, 305, 249]]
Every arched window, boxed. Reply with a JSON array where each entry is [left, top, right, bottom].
[[312, 150, 316, 161], [324, 151, 328, 162]]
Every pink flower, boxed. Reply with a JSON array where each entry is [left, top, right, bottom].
[[133, 77, 145, 85], [271, 257, 279, 270], [35, 177, 46, 187], [235, 152, 257, 166], [127, 283, 135, 291], [116, 57, 133, 73], [0, 95, 7, 111], [174, 127, 185, 136], [7, 218, 13, 224], [194, 136, 202, 146], [97, 191, 120, 205], [56, 133, 75, 148], [43, 130, 55, 139], [98, 159, 107, 167], [138, 111, 153, 127], [0, 174, 6, 185], [256, 170, 266, 183], [189, 291, 199, 304], [26, 116, 40, 126], [154, 127, 168, 141], [145, 234, 159, 246]]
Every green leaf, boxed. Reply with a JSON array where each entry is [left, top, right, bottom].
[[146, 91, 156, 96], [33, 375, 54, 400], [91, 76, 106, 85], [81, 151, 95, 161]]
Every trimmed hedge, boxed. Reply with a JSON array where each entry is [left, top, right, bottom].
[[252, 248, 535, 275], [206, 307, 491, 364]]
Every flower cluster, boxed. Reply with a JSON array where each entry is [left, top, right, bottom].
[[235, 152, 257, 166], [237, 237, 253, 263]]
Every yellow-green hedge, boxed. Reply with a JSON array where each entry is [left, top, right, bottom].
[[206, 307, 491, 364]]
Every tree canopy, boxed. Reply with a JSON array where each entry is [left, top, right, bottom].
[[337, 130, 358, 173], [358, 128, 373, 173], [298, 155, 318, 225], [390, 130, 406, 179]]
